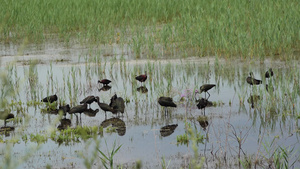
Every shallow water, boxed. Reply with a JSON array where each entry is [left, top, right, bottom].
[[0, 43, 299, 168]]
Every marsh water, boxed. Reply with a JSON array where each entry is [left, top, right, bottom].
[[0, 42, 299, 168]]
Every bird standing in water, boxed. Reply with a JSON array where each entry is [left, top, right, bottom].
[[246, 72, 262, 86], [80, 95, 98, 108], [109, 94, 125, 116], [41, 94, 58, 103], [98, 79, 111, 86], [158, 97, 177, 116], [0, 109, 14, 126], [95, 96, 116, 118], [199, 84, 216, 99], [135, 71, 147, 86], [265, 68, 274, 79]]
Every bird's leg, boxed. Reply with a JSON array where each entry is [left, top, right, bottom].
[[207, 92, 211, 100], [203, 107, 206, 116], [4, 120, 7, 127]]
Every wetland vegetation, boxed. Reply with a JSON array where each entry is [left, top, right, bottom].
[[0, 0, 300, 168]]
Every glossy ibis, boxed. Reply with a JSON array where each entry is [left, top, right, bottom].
[[98, 79, 111, 86], [197, 98, 208, 110], [265, 68, 274, 78], [160, 124, 178, 137], [199, 84, 216, 99], [246, 72, 262, 86], [158, 97, 177, 115], [135, 71, 147, 85], [69, 104, 88, 116], [80, 95, 97, 108], [41, 94, 58, 103], [0, 109, 14, 126], [95, 97, 116, 118], [58, 104, 70, 116], [109, 94, 125, 116]]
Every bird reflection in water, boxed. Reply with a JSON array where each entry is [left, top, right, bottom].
[[137, 86, 148, 93], [98, 85, 112, 92], [100, 117, 126, 136], [57, 118, 71, 130], [0, 126, 15, 137], [197, 116, 209, 131], [160, 124, 178, 137], [83, 108, 99, 117], [247, 95, 261, 108]]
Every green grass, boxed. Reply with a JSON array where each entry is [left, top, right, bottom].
[[1, 0, 299, 59]]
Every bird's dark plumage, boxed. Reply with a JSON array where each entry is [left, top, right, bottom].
[[98, 79, 111, 86], [197, 98, 208, 109], [83, 108, 99, 117], [0, 109, 14, 126], [80, 96, 97, 107], [135, 71, 147, 84], [246, 72, 262, 85], [58, 104, 70, 115], [109, 94, 125, 115], [199, 84, 216, 99], [95, 97, 116, 117], [41, 94, 58, 103], [69, 104, 87, 115], [265, 68, 274, 78], [158, 97, 177, 108]]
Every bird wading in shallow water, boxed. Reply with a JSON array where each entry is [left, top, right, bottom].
[[0, 109, 14, 127], [265, 68, 274, 79], [41, 94, 58, 103], [158, 97, 177, 116], [109, 94, 125, 116], [246, 72, 262, 86], [95, 96, 116, 118], [135, 71, 147, 86], [199, 84, 216, 99], [98, 79, 111, 86], [80, 95, 98, 108]]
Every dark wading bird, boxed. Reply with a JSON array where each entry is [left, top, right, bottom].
[[41, 94, 58, 103], [160, 124, 178, 137], [109, 94, 125, 116], [135, 71, 147, 86], [58, 104, 70, 116], [98, 79, 111, 86], [246, 72, 262, 86], [68, 104, 88, 118], [95, 97, 116, 118], [80, 96, 98, 108], [196, 98, 212, 115], [199, 84, 216, 99], [158, 97, 177, 116], [265, 68, 274, 79], [0, 109, 14, 126]]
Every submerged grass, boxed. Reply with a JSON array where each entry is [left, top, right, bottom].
[[1, 0, 299, 59]]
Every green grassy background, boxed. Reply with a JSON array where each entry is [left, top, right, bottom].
[[1, 0, 299, 59]]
